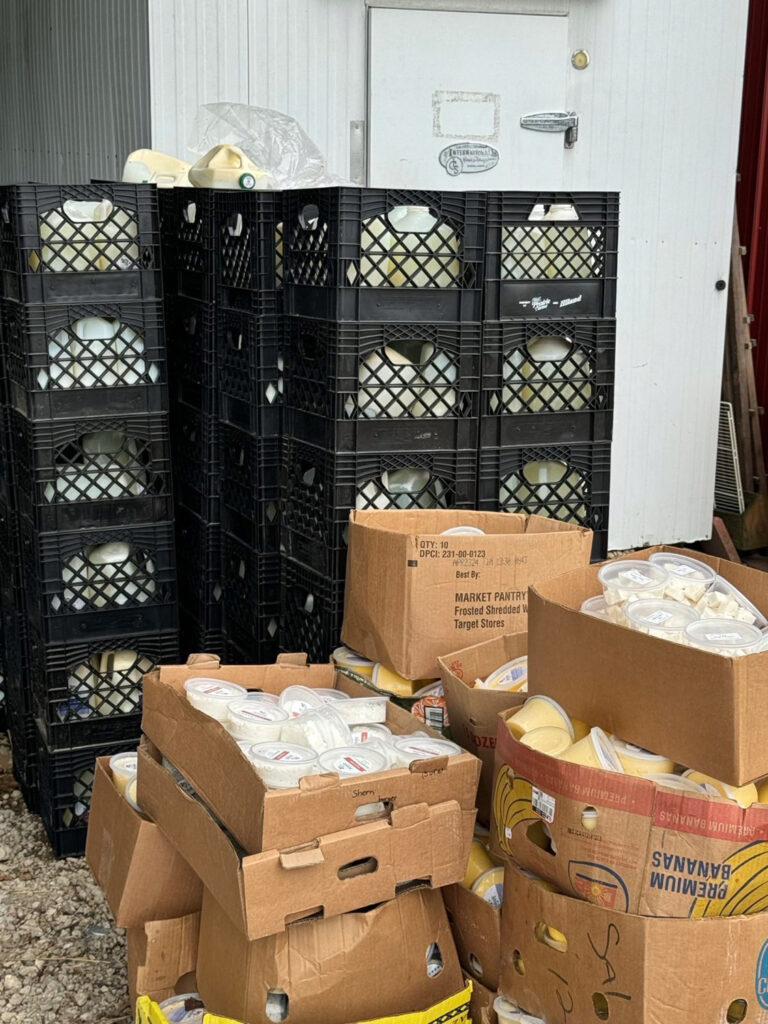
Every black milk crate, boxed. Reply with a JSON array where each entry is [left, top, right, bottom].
[[280, 437, 477, 573], [223, 618, 280, 666], [28, 628, 178, 750], [283, 317, 481, 452], [170, 399, 220, 519], [477, 440, 611, 541], [180, 609, 225, 660], [221, 531, 280, 643], [283, 188, 486, 322], [280, 557, 345, 665], [281, 524, 348, 584], [176, 503, 224, 635], [220, 424, 280, 551], [218, 310, 282, 435], [1, 299, 169, 418], [160, 188, 282, 314], [9, 408, 173, 531], [480, 319, 615, 445], [484, 192, 619, 320], [165, 294, 218, 411], [0, 405, 11, 507], [0, 184, 162, 305], [18, 518, 178, 644], [7, 707, 39, 812], [38, 734, 140, 858], [591, 531, 608, 561]]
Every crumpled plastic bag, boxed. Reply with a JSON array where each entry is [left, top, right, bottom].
[[188, 102, 345, 189]]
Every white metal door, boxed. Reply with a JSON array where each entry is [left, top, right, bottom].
[[368, 8, 569, 189]]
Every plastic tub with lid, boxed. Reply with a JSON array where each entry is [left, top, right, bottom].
[[334, 693, 390, 726], [280, 706, 352, 753], [247, 742, 319, 789], [124, 775, 149, 819], [647, 551, 717, 605], [109, 751, 138, 796], [184, 678, 248, 721], [392, 735, 461, 767], [472, 865, 504, 907], [351, 723, 393, 744], [683, 770, 759, 808], [559, 727, 623, 772], [597, 560, 669, 623], [610, 738, 675, 777], [158, 994, 206, 1023], [332, 646, 376, 677], [317, 744, 388, 778], [279, 685, 327, 717], [226, 699, 288, 742], [625, 599, 699, 645], [683, 618, 763, 657], [476, 656, 528, 691], [695, 577, 768, 629]]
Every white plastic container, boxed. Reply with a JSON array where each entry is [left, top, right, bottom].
[[647, 773, 707, 795], [597, 560, 669, 623], [279, 685, 326, 717], [247, 742, 319, 789], [184, 678, 248, 721], [157, 994, 206, 1024], [187, 145, 268, 190], [318, 745, 388, 778], [124, 775, 148, 819], [440, 525, 485, 536], [684, 618, 763, 657], [351, 723, 393, 744], [648, 551, 717, 605], [225, 699, 288, 742], [334, 694, 390, 726], [477, 657, 528, 691], [610, 739, 675, 777], [580, 595, 611, 620], [122, 148, 191, 188], [331, 646, 375, 677], [500, 459, 587, 526], [109, 752, 138, 796], [356, 345, 420, 418], [393, 736, 461, 767], [695, 576, 768, 628], [280, 706, 352, 753], [625, 599, 699, 644], [315, 688, 352, 705], [90, 649, 147, 716], [410, 342, 458, 418], [386, 205, 461, 288], [46, 430, 146, 504]]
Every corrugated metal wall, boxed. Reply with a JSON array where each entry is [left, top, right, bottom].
[[0, 0, 151, 184]]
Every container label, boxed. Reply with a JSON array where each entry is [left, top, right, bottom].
[[646, 610, 674, 625], [705, 632, 741, 641], [439, 142, 499, 177], [336, 755, 373, 774], [264, 748, 303, 762], [237, 705, 280, 722], [532, 786, 556, 823], [623, 569, 654, 585], [670, 563, 698, 576]]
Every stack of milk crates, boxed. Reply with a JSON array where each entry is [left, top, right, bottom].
[[159, 189, 283, 662], [280, 190, 485, 660], [477, 192, 619, 559], [0, 183, 179, 855]]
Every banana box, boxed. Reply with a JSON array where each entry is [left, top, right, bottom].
[[135, 983, 472, 1024], [501, 863, 768, 1024], [491, 708, 768, 918]]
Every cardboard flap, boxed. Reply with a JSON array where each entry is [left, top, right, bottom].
[[185, 652, 221, 669], [297, 772, 340, 793], [278, 845, 325, 870], [276, 652, 309, 667], [410, 755, 449, 773], [390, 802, 430, 828]]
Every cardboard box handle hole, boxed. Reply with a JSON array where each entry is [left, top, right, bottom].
[[527, 820, 556, 856], [337, 856, 378, 880], [727, 999, 748, 1023], [468, 953, 484, 978], [266, 990, 289, 1022], [592, 993, 609, 1020], [512, 950, 525, 976], [534, 921, 568, 953]]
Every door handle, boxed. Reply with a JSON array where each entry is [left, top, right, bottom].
[[520, 111, 579, 149]]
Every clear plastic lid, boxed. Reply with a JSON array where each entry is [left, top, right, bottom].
[[280, 705, 352, 753], [648, 551, 717, 584], [351, 723, 393, 744], [184, 678, 247, 702], [597, 559, 669, 593], [226, 699, 288, 725], [647, 773, 705, 794], [441, 525, 485, 535], [318, 745, 388, 777], [625, 599, 700, 633], [248, 742, 319, 766], [580, 595, 610, 619], [109, 751, 138, 775], [315, 688, 351, 703], [695, 576, 768, 629], [124, 775, 143, 815], [247, 742, 319, 788], [684, 618, 763, 654], [393, 736, 461, 765], [334, 694, 390, 725], [479, 657, 528, 691], [331, 646, 375, 670], [279, 684, 326, 717]]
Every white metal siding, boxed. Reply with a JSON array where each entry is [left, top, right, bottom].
[[0, 0, 151, 183], [148, 0, 749, 550]]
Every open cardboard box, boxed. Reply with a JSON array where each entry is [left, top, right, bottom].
[[196, 885, 465, 1024], [490, 709, 768, 918], [85, 756, 202, 928], [439, 633, 528, 825], [467, 977, 497, 1024], [500, 861, 768, 1024], [529, 545, 768, 784], [342, 510, 592, 680], [127, 912, 199, 1006], [138, 740, 474, 940], [141, 653, 480, 854], [443, 883, 501, 991]]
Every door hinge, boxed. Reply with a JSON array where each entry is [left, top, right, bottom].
[[520, 111, 579, 148]]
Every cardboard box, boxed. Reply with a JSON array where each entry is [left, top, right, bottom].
[[439, 634, 528, 825], [342, 510, 592, 680], [528, 545, 768, 785], [500, 862, 768, 1024], [444, 883, 501, 991], [467, 978, 496, 1024], [196, 886, 465, 1024], [126, 912, 199, 1006], [141, 653, 480, 854], [85, 756, 202, 928], [138, 741, 475, 940], [490, 709, 768, 917]]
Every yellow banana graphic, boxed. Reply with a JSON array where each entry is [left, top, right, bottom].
[[492, 765, 538, 853], [690, 841, 768, 919]]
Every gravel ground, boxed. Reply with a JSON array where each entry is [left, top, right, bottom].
[[0, 733, 130, 1024]]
